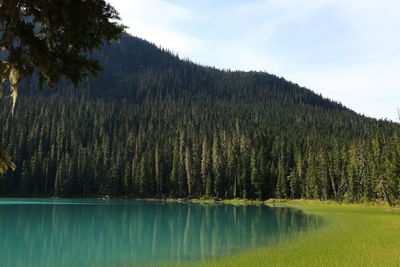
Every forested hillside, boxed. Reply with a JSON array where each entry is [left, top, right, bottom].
[[1, 34, 399, 203]]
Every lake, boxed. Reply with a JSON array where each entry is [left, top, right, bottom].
[[0, 198, 322, 266]]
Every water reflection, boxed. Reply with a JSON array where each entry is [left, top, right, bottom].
[[0, 199, 323, 266]]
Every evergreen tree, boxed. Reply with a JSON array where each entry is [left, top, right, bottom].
[[0, 33, 399, 203]]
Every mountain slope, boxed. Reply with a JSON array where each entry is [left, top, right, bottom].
[[0, 34, 399, 202]]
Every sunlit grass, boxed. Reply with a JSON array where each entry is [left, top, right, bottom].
[[183, 200, 400, 267]]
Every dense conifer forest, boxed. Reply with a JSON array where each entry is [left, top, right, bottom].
[[0, 34, 399, 203]]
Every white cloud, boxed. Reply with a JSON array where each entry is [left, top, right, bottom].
[[281, 0, 400, 121], [286, 59, 400, 121], [108, 0, 207, 54]]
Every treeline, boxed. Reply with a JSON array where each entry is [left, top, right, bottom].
[[0, 93, 399, 204], [0, 34, 399, 204]]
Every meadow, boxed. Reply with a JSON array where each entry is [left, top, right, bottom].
[[185, 200, 400, 267]]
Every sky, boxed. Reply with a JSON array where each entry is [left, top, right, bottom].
[[108, 0, 400, 121]]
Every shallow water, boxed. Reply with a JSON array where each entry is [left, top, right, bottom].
[[0, 198, 322, 266]]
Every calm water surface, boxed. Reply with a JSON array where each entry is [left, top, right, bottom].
[[0, 198, 323, 266]]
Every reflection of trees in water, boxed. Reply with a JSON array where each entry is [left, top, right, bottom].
[[0, 201, 323, 266], [274, 207, 324, 241]]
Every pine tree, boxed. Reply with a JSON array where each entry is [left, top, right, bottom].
[[184, 146, 194, 196], [138, 155, 147, 196], [348, 144, 361, 202], [250, 149, 258, 199], [201, 136, 212, 197], [170, 138, 180, 197], [289, 152, 303, 199], [155, 144, 161, 195], [212, 133, 223, 198]]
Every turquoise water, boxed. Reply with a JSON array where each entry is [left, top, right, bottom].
[[0, 198, 322, 266]]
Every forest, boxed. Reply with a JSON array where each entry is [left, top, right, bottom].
[[0, 34, 399, 204]]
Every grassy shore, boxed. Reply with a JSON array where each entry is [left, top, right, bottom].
[[178, 199, 400, 267]]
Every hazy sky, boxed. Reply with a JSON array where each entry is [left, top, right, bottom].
[[108, 0, 400, 121]]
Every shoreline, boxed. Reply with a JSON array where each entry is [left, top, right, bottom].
[[192, 200, 400, 267], [0, 195, 398, 209], [1, 196, 399, 266]]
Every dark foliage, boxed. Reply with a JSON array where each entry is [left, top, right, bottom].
[[0, 0, 125, 86], [1, 34, 399, 203]]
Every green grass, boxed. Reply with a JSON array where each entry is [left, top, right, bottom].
[[180, 200, 400, 267]]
